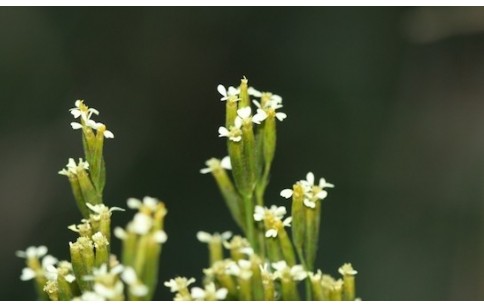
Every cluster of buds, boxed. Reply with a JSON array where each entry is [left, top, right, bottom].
[[166, 232, 357, 301], [114, 197, 168, 300], [58, 100, 114, 218], [18, 101, 168, 301], [195, 78, 358, 301]]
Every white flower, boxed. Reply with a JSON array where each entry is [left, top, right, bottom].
[[251, 96, 287, 124], [190, 282, 228, 301], [218, 116, 242, 142], [200, 156, 231, 174], [126, 196, 159, 211], [285, 172, 334, 208], [16, 246, 48, 259], [338, 263, 358, 276], [196, 231, 232, 243], [130, 213, 153, 235], [86, 119, 115, 139], [86, 203, 125, 215], [164, 277, 196, 293], [254, 205, 291, 238], [20, 268, 36, 281], [58, 158, 89, 176], [237, 106, 252, 121], [217, 84, 239, 101], [272, 261, 307, 281], [69, 100, 99, 121], [226, 259, 253, 280]]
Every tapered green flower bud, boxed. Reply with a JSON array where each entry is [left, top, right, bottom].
[[238, 77, 250, 108], [308, 270, 324, 301], [92, 232, 109, 267], [69, 241, 91, 291], [329, 279, 343, 301]]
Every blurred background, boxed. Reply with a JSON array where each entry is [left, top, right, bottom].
[[1, 7, 484, 301]]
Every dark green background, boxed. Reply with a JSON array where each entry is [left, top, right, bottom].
[[1, 7, 483, 300]]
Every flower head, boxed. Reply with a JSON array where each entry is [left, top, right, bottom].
[[338, 263, 358, 276], [200, 156, 231, 174], [218, 116, 242, 142], [272, 261, 307, 281], [58, 158, 89, 176], [217, 84, 239, 101], [253, 205, 292, 238], [196, 231, 232, 243], [190, 282, 228, 301], [165, 277, 196, 293]]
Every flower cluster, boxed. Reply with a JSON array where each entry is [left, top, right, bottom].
[[280, 172, 334, 208]]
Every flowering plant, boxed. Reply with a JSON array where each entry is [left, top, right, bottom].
[[18, 78, 358, 301]]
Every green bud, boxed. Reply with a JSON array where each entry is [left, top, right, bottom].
[[238, 77, 250, 108]]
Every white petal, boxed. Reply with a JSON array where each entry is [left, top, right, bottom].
[[251, 99, 261, 108], [221, 231, 232, 240], [196, 231, 212, 243], [131, 213, 153, 235], [227, 86, 239, 96], [316, 190, 328, 200], [217, 85, 227, 99], [80, 291, 105, 301], [272, 261, 288, 272], [220, 156, 232, 170], [265, 229, 278, 238], [153, 230, 168, 243], [65, 274, 76, 283], [103, 130, 114, 139], [218, 126, 229, 137], [127, 198, 142, 209], [319, 178, 335, 188], [190, 287, 206, 300], [230, 135, 242, 142], [75, 100, 82, 108], [42, 255, 58, 268], [70, 110, 82, 119], [121, 267, 137, 285], [248, 87, 262, 97], [131, 284, 148, 297], [252, 110, 267, 124], [237, 107, 252, 119], [70, 122, 83, 130], [215, 288, 228, 300], [306, 172, 315, 186], [271, 94, 282, 103], [114, 227, 127, 239], [143, 196, 158, 208], [303, 199, 316, 208], [200, 167, 212, 174], [89, 108, 100, 115], [234, 116, 242, 129], [275, 112, 287, 122], [20, 268, 36, 281], [280, 189, 293, 199], [283, 217, 293, 227]]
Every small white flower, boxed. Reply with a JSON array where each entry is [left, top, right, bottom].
[[164, 277, 196, 293], [338, 263, 358, 276], [20, 268, 36, 281], [265, 229, 278, 238], [200, 156, 231, 174], [86, 203, 125, 215], [251, 108, 268, 124], [58, 158, 89, 176], [196, 231, 232, 243], [16, 246, 48, 259], [190, 282, 228, 301], [217, 84, 239, 101], [86, 119, 115, 139], [127, 198, 142, 209], [69, 100, 99, 121], [280, 188, 293, 199], [143, 196, 159, 209], [130, 213, 153, 235], [226, 259, 253, 280], [237, 106, 252, 121], [272, 261, 307, 281], [218, 116, 242, 142]]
